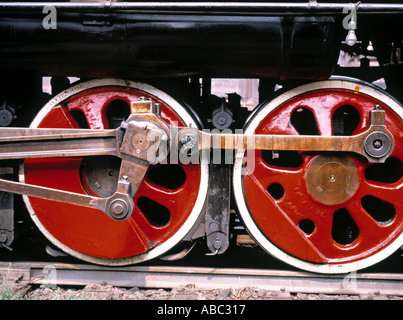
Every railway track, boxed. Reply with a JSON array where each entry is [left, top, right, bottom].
[[2, 260, 403, 297]]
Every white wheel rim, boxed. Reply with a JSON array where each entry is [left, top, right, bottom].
[[233, 77, 403, 274], [21, 78, 209, 266]]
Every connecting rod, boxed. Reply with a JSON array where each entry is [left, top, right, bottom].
[[177, 107, 394, 164], [0, 100, 394, 221]]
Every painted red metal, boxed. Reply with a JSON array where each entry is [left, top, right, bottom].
[[243, 89, 403, 264], [24, 86, 201, 259]]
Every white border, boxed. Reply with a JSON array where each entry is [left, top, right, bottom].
[[21, 78, 209, 266], [233, 77, 403, 274]]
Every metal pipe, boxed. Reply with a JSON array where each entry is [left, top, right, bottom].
[[0, 2, 403, 15]]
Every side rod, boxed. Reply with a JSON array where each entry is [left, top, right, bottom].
[[0, 108, 394, 163], [0, 127, 119, 159], [177, 108, 394, 163]]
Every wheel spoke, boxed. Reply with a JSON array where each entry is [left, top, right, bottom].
[[300, 206, 338, 255], [310, 104, 333, 136], [252, 159, 301, 188], [243, 172, 328, 263], [360, 179, 403, 210], [346, 199, 385, 236], [137, 179, 179, 214]]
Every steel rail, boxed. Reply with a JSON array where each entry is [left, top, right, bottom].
[[1, 2, 403, 15], [1, 261, 403, 296]]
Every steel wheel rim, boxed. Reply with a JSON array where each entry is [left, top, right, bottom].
[[21, 78, 209, 266], [233, 77, 403, 274]]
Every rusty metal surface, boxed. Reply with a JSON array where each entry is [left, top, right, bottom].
[[178, 108, 394, 164], [2, 261, 403, 296], [0, 105, 393, 164], [0, 127, 119, 159]]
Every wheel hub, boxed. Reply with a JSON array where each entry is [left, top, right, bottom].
[[82, 156, 121, 198], [305, 155, 359, 205]]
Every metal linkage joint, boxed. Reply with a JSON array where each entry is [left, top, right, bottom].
[[103, 177, 135, 221]]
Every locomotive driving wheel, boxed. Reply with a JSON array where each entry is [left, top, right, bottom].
[[233, 77, 403, 273], [21, 78, 208, 266]]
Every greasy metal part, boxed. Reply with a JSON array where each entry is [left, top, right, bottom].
[[104, 177, 134, 221], [0, 100, 16, 127], [0, 176, 134, 221], [205, 162, 231, 255], [305, 155, 359, 205], [0, 127, 119, 159], [120, 117, 168, 164], [211, 100, 234, 130], [177, 108, 394, 163], [116, 158, 148, 200], [0, 121, 164, 221], [117, 99, 170, 200], [364, 131, 392, 158], [82, 156, 121, 198], [125, 99, 170, 165], [0, 125, 134, 220]]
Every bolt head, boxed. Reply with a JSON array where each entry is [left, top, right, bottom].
[[213, 240, 222, 250], [373, 139, 383, 149], [111, 202, 125, 215], [0, 232, 8, 243], [109, 199, 130, 220]]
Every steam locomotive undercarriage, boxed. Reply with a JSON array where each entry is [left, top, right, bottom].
[[2, 1, 403, 274]]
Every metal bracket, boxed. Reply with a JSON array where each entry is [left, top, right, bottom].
[[205, 162, 231, 256]]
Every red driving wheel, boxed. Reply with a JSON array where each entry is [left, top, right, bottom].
[[234, 78, 403, 273], [22, 79, 208, 265]]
